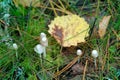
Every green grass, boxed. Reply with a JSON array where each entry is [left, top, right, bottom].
[[0, 0, 120, 80]]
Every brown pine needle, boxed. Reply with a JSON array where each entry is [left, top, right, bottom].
[[82, 60, 88, 80]]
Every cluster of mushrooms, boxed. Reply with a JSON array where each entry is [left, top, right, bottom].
[[34, 14, 99, 69], [77, 49, 99, 68], [34, 32, 48, 58]]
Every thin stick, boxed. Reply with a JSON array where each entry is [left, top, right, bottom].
[[49, 0, 57, 16], [58, 0, 65, 9], [37, 5, 72, 15], [82, 60, 88, 80]]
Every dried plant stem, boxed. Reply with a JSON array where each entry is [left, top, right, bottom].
[[49, 0, 57, 16], [58, 0, 65, 9], [52, 1, 64, 10], [38, 5, 72, 15], [82, 60, 88, 80], [96, 0, 100, 16], [102, 34, 110, 71], [102, 53, 107, 71]]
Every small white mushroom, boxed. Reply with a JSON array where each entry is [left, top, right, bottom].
[[91, 50, 99, 68], [13, 43, 18, 59], [13, 43, 18, 50], [92, 50, 98, 58], [77, 49, 82, 56], [40, 32, 48, 58], [34, 44, 44, 57], [76, 49, 82, 63], [41, 37, 48, 57]]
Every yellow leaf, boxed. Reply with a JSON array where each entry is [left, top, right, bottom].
[[98, 16, 111, 38], [48, 15, 89, 47]]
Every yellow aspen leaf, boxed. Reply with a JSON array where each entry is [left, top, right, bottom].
[[48, 15, 89, 47], [98, 16, 111, 38]]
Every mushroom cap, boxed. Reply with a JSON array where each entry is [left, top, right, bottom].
[[13, 43, 18, 50], [40, 32, 48, 47], [77, 49, 82, 56], [34, 44, 44, 54], [91, 50, 99, 58], [48, 14, 89, 47], [40, 32, 46, 39], [40, 37, 48, 47]]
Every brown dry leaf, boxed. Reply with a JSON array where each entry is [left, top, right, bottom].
[[48, 15, 89, 47], [98, 16, 111, 38]]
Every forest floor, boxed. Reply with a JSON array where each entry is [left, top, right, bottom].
[[0, 0, 120, 80]]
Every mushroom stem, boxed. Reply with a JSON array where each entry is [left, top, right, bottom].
[[94, 58, 97, 68], [40, 36, 48, 58], [15, 50, 18, 59], [43, 46, 46, 58], [91, 50, 99, 70], [77, 56, 80, 63], [76, 49, 82, 63], [13, 43, 18, 59]]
